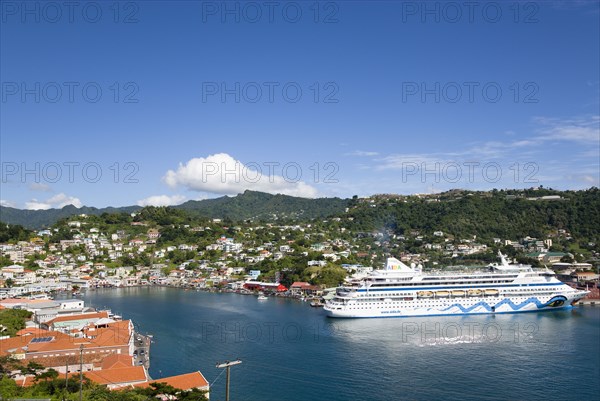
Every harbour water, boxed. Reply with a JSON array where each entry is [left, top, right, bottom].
[[80, 287, 599, 401]]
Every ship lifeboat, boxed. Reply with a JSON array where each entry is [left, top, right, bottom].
[[484, 289, 499, 296], [417, 291, 433, 298], [451, 290, 465, 297], [435, 290, 450, 297], [467, 289, 482, 297]]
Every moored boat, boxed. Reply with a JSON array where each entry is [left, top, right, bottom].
[[324, 252, 589, 318], [310, 300, 324, 307]]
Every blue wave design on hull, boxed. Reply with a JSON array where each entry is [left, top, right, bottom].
[[438, 296, 567, 313]]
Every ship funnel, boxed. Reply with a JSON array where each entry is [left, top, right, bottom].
[[386, 258, 414, 272]]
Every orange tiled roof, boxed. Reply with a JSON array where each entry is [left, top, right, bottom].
[[1, 321, 132, 356], [46, 311, 109, 326], [0, 299, 27, 304], [16, 327, 54, 337], [24, 299, 53, 304], [84, 366, 148, 386], [98, 353, 134, 370], [84, 320, 132, 347], [0, 331, 82, 356], [136, 371, 209, 391]]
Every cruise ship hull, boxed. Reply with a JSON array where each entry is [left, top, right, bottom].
[[324, 292, 587, 318]]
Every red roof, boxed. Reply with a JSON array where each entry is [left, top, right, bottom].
[[97, 353, 134, 370], [243, 282, 287, 292], [291, 282, 316, 289], [135, 371, 209, 391], [84, 366, 148, 386], [16, 327, 54, 337], [1, 320, 133, 358], [46, 311, 109, 326]]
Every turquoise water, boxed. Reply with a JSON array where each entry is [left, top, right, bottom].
[[80, 287, 600, 401]]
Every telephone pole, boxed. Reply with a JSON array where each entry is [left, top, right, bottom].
[[79, 344, 84, 401], [216, 359, 242, 401]]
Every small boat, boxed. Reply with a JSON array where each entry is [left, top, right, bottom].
[[451, 290, 465, 297], [417, 291, 433, 298], [484, 289, 499, 296], [257, 295, 268, 300], [310, 300, 324, 307], [436, 291, 450, 297], [467, 289, 482, 297]]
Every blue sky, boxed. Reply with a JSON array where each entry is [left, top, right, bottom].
[[1, 0, 599, 209]]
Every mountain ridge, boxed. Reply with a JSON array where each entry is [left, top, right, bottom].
[[0, 190, 349, 228]]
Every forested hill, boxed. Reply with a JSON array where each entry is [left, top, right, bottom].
[[343, 188, 599, 244], [175, 190, 349, 221], [0, 191, 349, 229], [1, 189, 598, 246], [0, 205, 142, 230]]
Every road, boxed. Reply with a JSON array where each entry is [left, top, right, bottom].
[[133, 333, 151, 370]]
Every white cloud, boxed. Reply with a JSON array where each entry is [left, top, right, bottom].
[[373, 116, 599, 173], [581, 175, 598, 184], [557, 174, 600, 187], [137, 194, 187, 207], [25, 193, 83, 210], [28, 183, 52, 192], [0, 199, 16, 208], [345, 150, 379, 157], [164, 153, 318, 198], [373, 139, 544, 172], [374, 153, 448, 171], [534, 115, 600, 144]]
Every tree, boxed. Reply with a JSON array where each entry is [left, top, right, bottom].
[[311, 265, 347, 287], [20, 361, 45, 376], [0, 308, 33, 336], [560, 255, 575, 263], [0, 356, 20, 378], [0, 223, 31, 243], [35, 368, 59, 382], [0, 376, 19, 398], [0, 255, 13, 267]]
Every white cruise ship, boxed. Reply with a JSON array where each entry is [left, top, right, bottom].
[[324, 252, 589, 318]]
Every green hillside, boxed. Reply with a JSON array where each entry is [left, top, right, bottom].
[[0, 191, 348, 229], [344, 188, 600, 244], [175, 190, 349, 221]]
